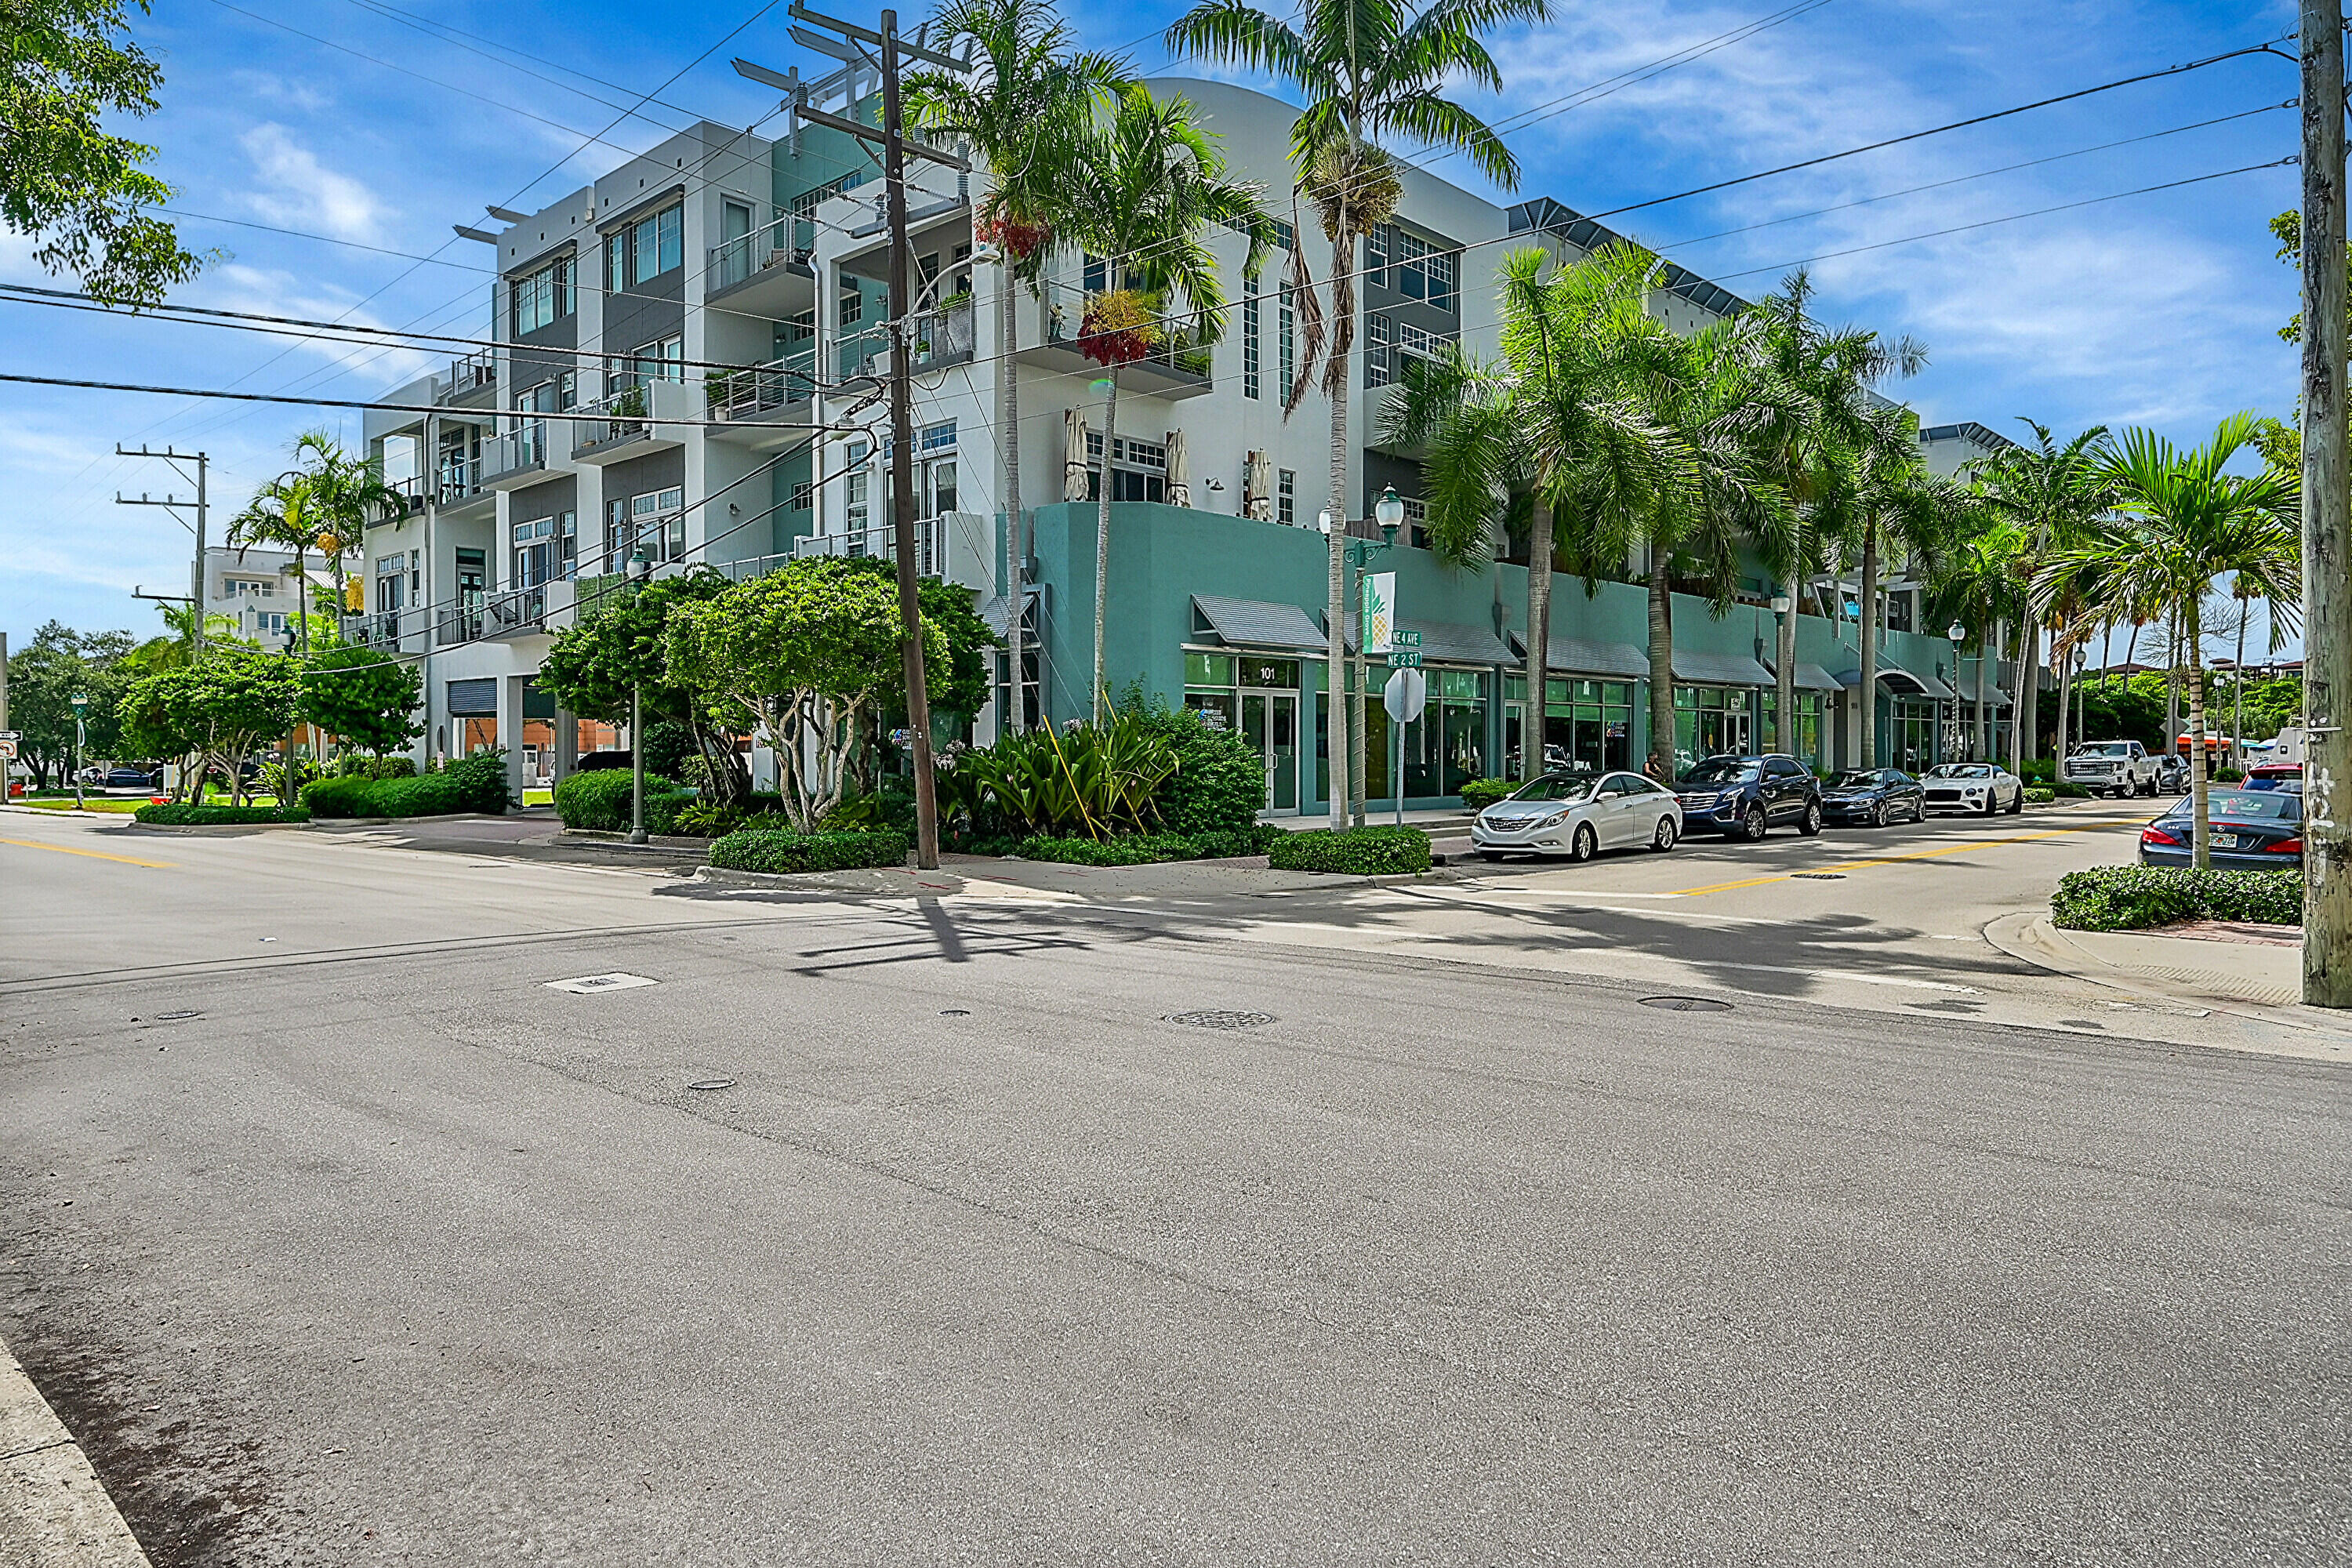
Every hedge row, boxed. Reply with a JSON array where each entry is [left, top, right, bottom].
[[1460, 777, 1519, 810], [299, 753, 513, 819], [551, 769, 695, 834], [2051, 866, 2302, 931], [134, 803, 307, 826], [1266, 825, 1432, 875], [706, 827, 910, 874], [1011, 825, 1283, 866]]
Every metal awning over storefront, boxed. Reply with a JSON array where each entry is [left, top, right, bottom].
[[978, 583, 1049, 636], [1671, 649, 1774, 687], [1506, 631, 1650, 680], [1345, 615, 1513, 666], [1191, 594, 1327, 652], [1837, 665, 1955, 702], [1762, 659, 1844, 691]]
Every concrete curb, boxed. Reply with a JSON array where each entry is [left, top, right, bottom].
[[1984, 911, 2352, 1047], [0, 1343, 149, 1567]]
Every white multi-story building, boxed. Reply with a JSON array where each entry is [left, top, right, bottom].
[[203, 543, 345, 649], [359, 71, 1998, 806]]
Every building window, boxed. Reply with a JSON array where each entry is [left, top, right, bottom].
[[1242, 278, 1260, 401], [790, 480, 814, 511], [1366, 223, 1389, 287], [1084, 433, 1168, 503], [1278, 285, 1295, 399], [510, 256, 573, 334], [928, 458, 958, 516], [840, 285, 864, 327], [1277, 468, 1295, 526], [630, 486, 685, 564], [789, 171, 863, 218], [626, 336, 684, 385], [223, 576, 274, 599], [1366, 310, 1392, 389], [784, 309, 815, 347], [255, 611, 289, 636], [920, 419, 956, 453], [605, 230, 626, 292], [846, 468, 869, 534], [633, 204, 682, 282]]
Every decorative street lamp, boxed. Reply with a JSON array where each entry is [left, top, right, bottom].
[[627, 548, 652, 845], [70, 691, 88, 811], [1326, 488, 1407, 826]]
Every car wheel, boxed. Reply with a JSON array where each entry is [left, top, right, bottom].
[[2006, 786, 2024, 815], [1570, 823, 1598, 862], [1741, 804, 1768, 842], [1981, 793, 1998, 817], [1651, 816, 1678, 852], [1871, 798, 1888, 828], [1799, 800, 1823, 837]]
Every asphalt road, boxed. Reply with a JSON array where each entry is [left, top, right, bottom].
[[3, 809, 2347, 1565]]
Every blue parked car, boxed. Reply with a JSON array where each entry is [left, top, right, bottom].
[[1673, 753, 1822, 840]]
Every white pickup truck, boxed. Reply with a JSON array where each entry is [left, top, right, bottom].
[[2061, 740, 2161, 797]]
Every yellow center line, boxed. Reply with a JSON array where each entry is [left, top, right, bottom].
[[1668, 824, 2124, 898], [0, 837, 175, 869]]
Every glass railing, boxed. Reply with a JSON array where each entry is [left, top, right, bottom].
[[1036, 283, 1211, 378], [441, 350, 496, 401], [481, 421, 545, 477], [709, 347, 818, 420], [706, 218, 815, 292], [571, 389, 649, 454]]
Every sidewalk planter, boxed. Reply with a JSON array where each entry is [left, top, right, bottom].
[[707, 826, 910, 873], [1011, 826, 1281, 866], [2051, 866, 2301, 931], [1267, 826, 1432, 875], [303, 753, 514, 818], [552, 770, 692, 834], [133, 804, 309, 826]]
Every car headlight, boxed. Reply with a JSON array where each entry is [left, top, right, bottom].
[[1716, 790, 1740, 808], [1537, 808, 1573, 829]]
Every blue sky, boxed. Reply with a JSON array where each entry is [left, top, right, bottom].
[[0, 0, 2299, 659]]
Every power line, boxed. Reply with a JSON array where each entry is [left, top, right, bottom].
[[0, 372, 843, 430]]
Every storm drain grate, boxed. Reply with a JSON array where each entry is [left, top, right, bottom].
[[1639, 996, 1733, 1013], [1791, 873, 1846, 880], [546, 973, 659, 994], [688, 1079, 735, 1091], [1165, 1010, 1276, 1031], [154, 1010, 201, 1021]]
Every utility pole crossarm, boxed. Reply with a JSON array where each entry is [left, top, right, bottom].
[[117, 443, 209, 658]]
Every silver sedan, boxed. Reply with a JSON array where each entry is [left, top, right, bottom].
[[1471, 771, 1684, 862]]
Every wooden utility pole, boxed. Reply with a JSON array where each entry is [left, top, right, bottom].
[[115, 445, 210, 657], [750, 4, 968, 869], [2303, 0, 2351, 1005]]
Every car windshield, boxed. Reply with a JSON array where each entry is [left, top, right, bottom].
[[1826, 771, 1882, 789], [1679, 759, 1759, 786], [2169, 791, 2300, 823], [1928, 764, 1993, 779], [1508, 775, 1597, 804], [2077, 742, 2133, 757]]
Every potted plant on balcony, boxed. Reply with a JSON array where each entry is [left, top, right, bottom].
[[612, 384, 647, 421]]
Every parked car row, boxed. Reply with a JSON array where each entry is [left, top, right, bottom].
[[1471, 754, 2029, 863]]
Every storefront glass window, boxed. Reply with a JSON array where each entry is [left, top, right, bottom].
[[1759, 690, 1827, 773]]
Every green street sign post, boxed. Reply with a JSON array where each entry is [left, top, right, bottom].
[[1387, 650, 1422, 669]]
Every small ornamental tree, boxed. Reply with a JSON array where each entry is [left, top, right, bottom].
[[300, 644, 422, 757], [539, 566, 751, 804], [663, 557, 943, 832], [117, 653, 299, 804]]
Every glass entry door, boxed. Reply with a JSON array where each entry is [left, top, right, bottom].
[[1241, 691, 1300, 813]]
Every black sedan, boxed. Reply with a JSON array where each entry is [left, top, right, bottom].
[[1819, 768, 1924, 827], [99, 765, 161, 790], [2139, 789, 2303, 871]]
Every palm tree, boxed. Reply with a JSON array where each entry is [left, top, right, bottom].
[[2040, 414, 2300, 867], [1835, 403, 1973, 768], [1927, 519, 2029, 763], [227, 469, 328, 652], [1379, 344, 1544, 775], [1063, 84, 1272, 719], [289, 430, 400, 624], [1747, 270, 1924, 761], [909, 0, 1124, 732], [1166, 0, 1551, 825], [1971, 420, 2114, 769]]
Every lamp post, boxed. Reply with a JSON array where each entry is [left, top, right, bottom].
[[1947, 622, 1969, 761], [627, 548, 652, 846], [1328, 489, 1406, 822], [1768, 593, 1791, 760], [71, 691, 87, 811]]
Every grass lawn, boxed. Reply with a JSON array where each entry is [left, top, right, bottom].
[[19, 797, 145, 814], [524, 789, 554, 806]]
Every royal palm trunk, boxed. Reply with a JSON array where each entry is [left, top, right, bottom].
[[1858, 525, 1880, 768], [1000, 262, 1025, 733], [1524, 503, 1552, 782], [1091, 370, 1118, 723], [1646, 555, 1675, 779]]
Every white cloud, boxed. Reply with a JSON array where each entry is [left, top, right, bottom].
[[190, 263, 434, 387], [230, 71, 332, 113], [239, 123, 387, 243]]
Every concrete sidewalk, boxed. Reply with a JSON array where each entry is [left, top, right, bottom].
[[1986, 913, 2352, 1054], [1, 1344, 148, 1567]]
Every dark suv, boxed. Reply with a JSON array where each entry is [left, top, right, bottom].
[[1674, 753, 1823, 840]]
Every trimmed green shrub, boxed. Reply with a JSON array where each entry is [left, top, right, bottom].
[[2024, 786, 2055, 805], [1010, 824, 1282, 866], [2051, 866, 2302, 931], [1461, 778, 1518, 810], [1267, 825, 1432, 875], [822, 786, 918, 835], [2216, 767, 2245, 783], [1127, 702, 1266, 835], [299, 776, 377, 817], [443, 750, 514, 815], [335, 753, 419, 780], [135, 803, 307, 826], [2055, 781, 2091, 799], [642, 786, 694, 836], [2019, 757, 2058, 786], [554, 769, 679, 831], [708, 826, 910, 873], [361, 773, 467, 817]]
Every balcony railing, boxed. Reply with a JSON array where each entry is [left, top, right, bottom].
[[441, 350, 496, 401], [435, 452, 485, 505], [793, 517, 944, 579], [1037, 282, 1214, 379], [342, 609, 407, 647], [439, 594, 485, 647], [480, 421, 546, 481], [706, 216, 815, 291], [571, 388, 648, 455], [708, 347, 818, 421], [909, 296, 975, 368], [486, 585, 546, 633]]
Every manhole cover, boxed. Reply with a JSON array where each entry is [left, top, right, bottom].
[[545, 972, 659, 994], [154, 1009, 201, 1020], [1165, 1010, 1276, 1030], [1639, 996, 1733, 1012], [1792, 873, 1845, 880], [688, 1079, 735, 1091], [940, 1008, 971, 1016]]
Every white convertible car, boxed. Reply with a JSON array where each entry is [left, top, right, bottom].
[[1920, 762, 2025, 815], [1471, 771, 1684, 862]]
